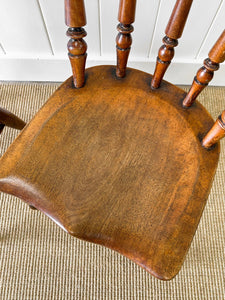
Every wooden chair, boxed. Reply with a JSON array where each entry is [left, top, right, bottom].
[[0, 0, 225, 280], [0, 107, 26, 134]]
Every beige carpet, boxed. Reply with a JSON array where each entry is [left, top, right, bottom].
[[0, 82, 224, 300]]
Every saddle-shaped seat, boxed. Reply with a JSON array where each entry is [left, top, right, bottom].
[[0, 0, 225, 280]]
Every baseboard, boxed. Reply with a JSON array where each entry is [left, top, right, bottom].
[[0, 57, 225, 86]]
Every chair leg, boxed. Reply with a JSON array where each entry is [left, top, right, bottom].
[[0, 108, 26, 131]]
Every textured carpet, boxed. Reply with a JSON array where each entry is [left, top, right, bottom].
[[0, 82, 224, 300]]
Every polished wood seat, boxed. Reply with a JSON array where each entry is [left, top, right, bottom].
[[0, 0, 225, 280], [0, 66, 220, 280]]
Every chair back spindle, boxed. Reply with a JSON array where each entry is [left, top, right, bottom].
[[202, 111, 225, 149], [116, 0, 137, 78], [183, 30, 225, 107], [151, 0, 193, 89], [65, 0, 87, 88]]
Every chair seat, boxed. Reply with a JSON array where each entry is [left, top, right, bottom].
[[0, 66, 220, 280]]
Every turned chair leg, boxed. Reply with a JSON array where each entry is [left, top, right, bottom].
[[0, 107, 26, 133]]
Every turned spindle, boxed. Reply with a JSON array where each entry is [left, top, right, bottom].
[[116, 0, 137, 78], [183, 30, 225, 107], [0, 107, 26, 134], [151, 0, 193, 89], [202, 110, 225, 149], [65, 0, 87, 88]]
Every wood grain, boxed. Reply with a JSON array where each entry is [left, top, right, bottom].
[[118, 0, 136, 24], [165, 0, 193, 39], [208, 30, 225, 63], [65, 0, 86, 27], [0, 66, 219, 280]]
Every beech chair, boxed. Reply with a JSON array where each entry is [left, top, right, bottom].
[[0, 0, 225, 280]]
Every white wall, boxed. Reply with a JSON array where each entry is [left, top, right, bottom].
[[0, 0, 224, 85]]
